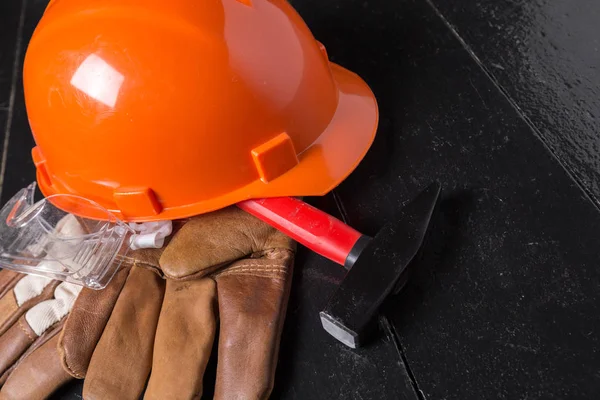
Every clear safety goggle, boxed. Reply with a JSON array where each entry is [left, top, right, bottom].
[[0, 183, 170, 289]]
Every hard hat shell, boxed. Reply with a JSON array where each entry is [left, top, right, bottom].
[[24, 0, 378, 222]]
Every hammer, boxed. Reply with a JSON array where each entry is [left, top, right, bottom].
[[238, 182, 441, 348]]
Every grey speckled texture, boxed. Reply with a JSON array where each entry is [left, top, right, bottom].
[[315, 0, 600, 398], [429, 0, 600, 205]]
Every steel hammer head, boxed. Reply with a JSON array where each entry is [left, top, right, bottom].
[[320, 182, 441, 348]]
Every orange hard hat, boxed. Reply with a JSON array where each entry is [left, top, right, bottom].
[[24, 0, 378, 222]]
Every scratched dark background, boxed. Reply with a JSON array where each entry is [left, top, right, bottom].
[[1, 0, 599, 399]]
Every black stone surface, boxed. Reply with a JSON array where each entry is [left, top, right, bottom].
[[0, 0, 599, 399], [0, 0, 46, 206], [429, 0, 600, 204], [0, 111, 7, 157], [0, 0, 23, 109], [315, 0, 600, 398]]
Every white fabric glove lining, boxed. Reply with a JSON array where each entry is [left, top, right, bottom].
[[24, 282, 82, 337], [13, 274, 54, 307]]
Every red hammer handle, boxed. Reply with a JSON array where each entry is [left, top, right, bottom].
[[237, 197, 363, 266]]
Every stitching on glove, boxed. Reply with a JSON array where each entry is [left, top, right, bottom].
[[133, 262, 166, 278], [117, 255, 161, 270], [217, 271, 287, 280], [263, 248, 296, 258], [118, 256, 160, 270], [62, 352, 85, 378], [59, 333, 85, 378], [224, 265, 287, 272], [165, 262, 226, 281], [114, 257, 165, 278], [215, 265, 288, 279], [17, 319, 35, 342]]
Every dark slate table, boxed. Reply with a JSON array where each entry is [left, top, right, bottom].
[[1, 0, 599, 399]]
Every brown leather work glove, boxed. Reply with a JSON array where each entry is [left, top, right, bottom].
[[0, 271, 71, 391], [0, 268, 84, 399], [0, 206, 295, 399]]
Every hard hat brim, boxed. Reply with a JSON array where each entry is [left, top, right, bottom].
[[161, 62, 378, 221]]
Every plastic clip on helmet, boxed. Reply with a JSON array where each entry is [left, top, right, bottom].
[[0, 0, 378, 288]]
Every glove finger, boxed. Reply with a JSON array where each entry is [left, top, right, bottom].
[[0, 280, 81, 382], [0, 270, 21, 298], [0, 324, 73, 400], [213, 250, 294, 400], [144, 278, 217, 400], [159, 206, 295, 280], [0, 275, 59, 336], [83, 266, 165, 400], [58, 265, 130, 379], [0, 316, 38, 383]]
